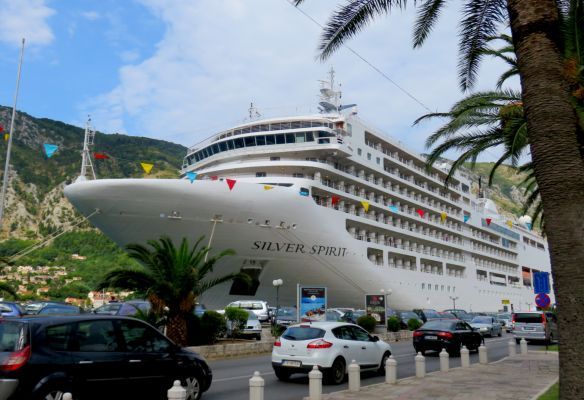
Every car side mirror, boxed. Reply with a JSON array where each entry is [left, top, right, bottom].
[[372, 335, 379, 342]]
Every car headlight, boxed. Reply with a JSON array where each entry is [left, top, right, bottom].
[[480, 327, 488, 331]]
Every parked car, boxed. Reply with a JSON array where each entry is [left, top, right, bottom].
[[225, 300, 270, 322], [272, 322, 392, 385], [0, 302, 23, 317], [23, 301, 76, 315], [393, 310, 423, 329], [512, 311, 558, 344], [469, 315, 502, 337], [496, 313, 512, 331], [324, 309, 345, 322], [37, 303, 82, 315], [340, 309, 366, 324], [413, 319, 483, 356], [94, 300, 151, 316], [242, 311, 262, 341], [0, 315, 212, 400], [413, 309, 441, 322], [274, 307, 298, 328]]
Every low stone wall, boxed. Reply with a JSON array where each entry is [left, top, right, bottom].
[[376, 330, 413, 342]]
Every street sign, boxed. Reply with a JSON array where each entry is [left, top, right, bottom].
[[533, 271, 550, 294], [535, 293, 551, 309], [501, 299, 510, 305]]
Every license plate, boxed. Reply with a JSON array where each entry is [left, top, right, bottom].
[[523, 327, 535, 331], [425, 335, 438, 340], [282, 360, 301, 367]]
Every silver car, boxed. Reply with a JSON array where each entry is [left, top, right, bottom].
[[226, 300, 270, 322], [512, 311, 558, 344], [470, 316, 502, 337]]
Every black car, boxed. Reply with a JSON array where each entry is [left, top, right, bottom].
[[393, 310, 423, 329], [413, 309, 441, 322], [0, 315, 212, 400], [413, 319, 483, 356]]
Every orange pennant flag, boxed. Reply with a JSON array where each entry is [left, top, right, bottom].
[[361, 201, 369, 213], [263, 185, 273, 190], [140, 162, 154, 174], [331, 195, 340, 206], [226, 179, 236, 191]]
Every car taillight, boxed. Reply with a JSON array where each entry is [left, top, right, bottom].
[[307, 339, 333, 349], [512, 314, 516, 322], [413, 331, 424, 338], [1, 345, 31, 372], [438, 332, 454, 340], [274, 339, 281, 347]]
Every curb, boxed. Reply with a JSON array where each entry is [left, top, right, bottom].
[[529, 378, 558, 400]]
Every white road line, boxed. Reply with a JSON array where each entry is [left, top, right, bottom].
[[214, 371, 275, 382]]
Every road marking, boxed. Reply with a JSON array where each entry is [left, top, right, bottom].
[[214, 371, 275, 382]]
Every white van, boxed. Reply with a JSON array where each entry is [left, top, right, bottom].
[[512, 311, 558, 344], [226, 300, 270, 322]]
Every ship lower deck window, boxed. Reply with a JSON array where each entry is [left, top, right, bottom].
[[219, 142, 228, 152], [245, 136, 256, 147], [256, 135, 266, 146], [276, 134, 286, 144], [285, 133, 295, 143], [234, 138, 245, 148], [256, 172, 267, 177], [266, 135, 276, 145]]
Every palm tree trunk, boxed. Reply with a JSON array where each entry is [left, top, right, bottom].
[[166, 313, 188, 346], [507, 1, 584, 398]]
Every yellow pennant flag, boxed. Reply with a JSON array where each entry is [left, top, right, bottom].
[[506, 220, 513, 228], [263, 185, 274, 190], [140, 162, 154, 174], [361, 201, 370, 213], [3, 133, 8, 141], [440, 211, 447, 222]]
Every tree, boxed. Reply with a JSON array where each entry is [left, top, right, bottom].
[[98, 236, 239, 345], [295, 0, 584, 397]]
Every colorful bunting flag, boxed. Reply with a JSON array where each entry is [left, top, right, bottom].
[[3, 133, 8, 141], [94, 152, 109, 159], [211, 176, 218, 181], [360, 201, 370, 213], [416, 209, 425, 218], [331, 195, 340, 206], [526, 222, 532, 231], [389, 205, 399, 213], [186, 171, 197, 183], [440, 212, 447, 222], [140, 162, 154, 174], [463, 215, 470, 223], [226, 178, 236, 191], [506, 220, 513, 228], [263, 185, 273, 190], [0, 126, 3, 132], [486, 218, 492, 226], [43, 144, 58, 158]]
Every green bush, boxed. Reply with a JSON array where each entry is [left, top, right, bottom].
[[407, 318, 423, 331], [357, 315, 377, 333], [225, 307, 249, 337], [387, 316, 401, 332], [200, 311, 227, 343]]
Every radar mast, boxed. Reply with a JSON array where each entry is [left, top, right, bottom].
[[76, 116, 96, 182]]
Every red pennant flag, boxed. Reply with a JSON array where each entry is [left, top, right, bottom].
[[94, 152, 109, 159], [486, 218, 492, 226], [416, 209, 425, 218], [226, 179, 236, 191], [0, 126, 4, 132], [331, 195, 340, 206], [211, 176, 218, 181]]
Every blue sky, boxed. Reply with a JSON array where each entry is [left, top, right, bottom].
[[0, 0, 517, 157]]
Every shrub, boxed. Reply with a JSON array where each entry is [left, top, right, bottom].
[[407, 318, 423, 331], [387, 316, 401, 332], [200, 311, 227, 343], [225, 307, 249, 337], [357, 315, 377, 333]]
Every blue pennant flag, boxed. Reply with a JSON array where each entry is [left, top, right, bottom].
[[186, 171, 197, 183], [463, 215, 470, 223], [526, 222, 532, 231], [388, 205, 399, 213], [43, 144, 58, 158]]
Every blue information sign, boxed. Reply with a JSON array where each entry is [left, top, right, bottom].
[[533, 271, 550, 294], [535, 293, 551, 309]]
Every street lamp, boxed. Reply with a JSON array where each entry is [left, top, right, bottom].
[[272, 279, 283, 330], [449, 296, 459, 310]]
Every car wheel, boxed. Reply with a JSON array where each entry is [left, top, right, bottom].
[[378, 351, 391, 375], [255, 334, 262, 341], [274, 367, 292, 381], [182, 375, 202, 400], [35, 385, 72, 400], [325, 357, 346, 385]]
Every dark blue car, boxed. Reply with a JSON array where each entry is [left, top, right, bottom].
[[0, 302, 23, 317]]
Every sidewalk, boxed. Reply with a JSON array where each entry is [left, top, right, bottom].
[[318, 351, 559, 400]]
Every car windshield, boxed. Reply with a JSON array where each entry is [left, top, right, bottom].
[[282, 327, 325, 341], [39, 306, 79, 315], [513, 313, 543, 323], [423, 310, 441, 319], [471, 316, 492, 324], [0, 320, 27, 353], [420, 320, 456, 331], [95, 304, 122, 314], [246, 311, 258, 320], [277, 308, 296, 317]]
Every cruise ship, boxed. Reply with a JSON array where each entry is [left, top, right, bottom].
[[65, 72, 552, 312]]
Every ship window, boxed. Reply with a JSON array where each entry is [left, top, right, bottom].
[[276, 134, 286, 144], [251, 125, 261, 133], [254, 135, 265, 146], [435, 284, 438, 291], [296, 132, 306, 143], [376, 157, 380, 164], [256, 172, 267, 177], [312, 121, 323, 127], [367, 153, 372, 160], [234, 138, 245, 148], [421, 283, 425, 289], [266, 135, 276, 145], [234, 129, 242, 136], [270, 156, 280, 161], [299, 187, 310, 196], [358, 148, 362, 156], [318, 138, 330, 144], [301, 121, 311, 128], [346, 123, 352, 134], [306, 132, 314, 142], [285, 133, 295, 143], [292, 173, 304, 178], [212, 144, 220, 154], [428, 283, 431, 290], [241, 127, 251, 134], [258, 124, 269, 131], [280, 122, 291, 130], [219, 141, 228, 152], [201, 148, 209, 158], [291, 121, 302, 129], [245, 136, 256, 147], [194, 153, 201, 162], [227, 140, 235, 150]]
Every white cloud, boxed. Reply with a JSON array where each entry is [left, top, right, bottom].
[[84, 0, 516, 159], [81, 10, 101, 21], [0, 0, 55, 47]]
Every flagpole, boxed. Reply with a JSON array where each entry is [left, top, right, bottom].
[[0, 38, 26, 231]]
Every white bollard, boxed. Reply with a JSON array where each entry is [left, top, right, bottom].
[[308, 366, 322, 400], [63, 394, 72, 400], [508, 340, 516, 356], [520, 338, 528, 354], [348, 360, 360, 392], [167, 380, 186, 400], [460, 346, 470, 368], [415, 352, 425, 378], [385, 355, 397, 384], [478, 344, 488, 364], [439, 348, 449, 372], [249, 371, 264, 400]]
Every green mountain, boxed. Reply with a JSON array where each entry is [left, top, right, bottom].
[[0, 106, 187, 239]]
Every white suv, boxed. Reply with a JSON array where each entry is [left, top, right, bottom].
[[226, 300, 270, 322], [272, 322, 392, 384]]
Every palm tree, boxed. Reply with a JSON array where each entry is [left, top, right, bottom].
[[295, 1, 584, 397], [98, 236, 239, 345]]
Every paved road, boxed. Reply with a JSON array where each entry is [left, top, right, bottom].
[[205, 333, 534, 400]]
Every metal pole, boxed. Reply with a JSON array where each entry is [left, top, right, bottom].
[[0, 38, 25, 230]]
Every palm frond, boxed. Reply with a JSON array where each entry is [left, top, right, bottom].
[[98, 268, 155, 291], [413, 0, 447, 48], [0, 282, 17, 299], [196, 272, 249, 296]]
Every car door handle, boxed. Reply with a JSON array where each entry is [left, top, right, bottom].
[[361, 346, 366, 350], [128, 359, 142, 363], [78, 360, 93, 364], [343, 345, 349, 348]]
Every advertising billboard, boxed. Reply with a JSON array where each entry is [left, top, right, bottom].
[[298, 286, 327, 322], [365, 294, 386, 325]]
